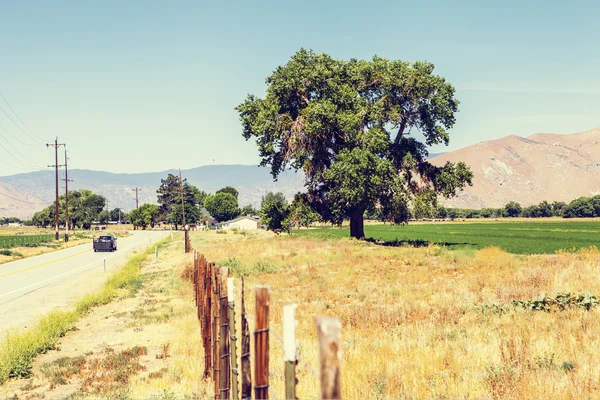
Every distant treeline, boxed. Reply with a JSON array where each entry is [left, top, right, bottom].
[[435, 195, 600, 219]]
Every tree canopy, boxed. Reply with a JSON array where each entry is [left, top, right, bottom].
[[260, 192, 290, 233], [237, 49, 472, 238], [204, 192, 240, 222], [156, 173, 201, 229]]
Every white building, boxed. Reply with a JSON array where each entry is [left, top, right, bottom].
[[220, 216, 259, 231]]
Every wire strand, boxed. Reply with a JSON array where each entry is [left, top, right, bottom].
[[0, 191, 48, 205], [0, 90, 44, 143]]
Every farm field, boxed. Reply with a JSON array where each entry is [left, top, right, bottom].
[[294, 220, 600, 254], [190, 229, 600, 399]]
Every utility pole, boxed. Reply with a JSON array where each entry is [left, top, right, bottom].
[[179, 169, 186, 228], [132, 187, 140, 209], [47, 137, 65, 241], [61, 148, 73, 242]]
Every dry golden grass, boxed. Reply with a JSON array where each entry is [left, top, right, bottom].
[[189, 230, 600, 399]]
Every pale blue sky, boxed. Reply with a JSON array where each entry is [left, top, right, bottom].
[[0, 0, 598, 176]]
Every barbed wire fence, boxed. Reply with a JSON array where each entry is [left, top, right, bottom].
[[191, 249, 342, 400]]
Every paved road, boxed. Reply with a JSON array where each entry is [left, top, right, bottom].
[[0, 230, 169, 334]]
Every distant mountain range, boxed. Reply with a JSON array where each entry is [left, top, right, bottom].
[[0, 166, 305, 219], [2, 128, 599, 218]]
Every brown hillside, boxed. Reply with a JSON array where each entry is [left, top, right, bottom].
[[0, 182, 47, 219], [430, 127, 600, 208]]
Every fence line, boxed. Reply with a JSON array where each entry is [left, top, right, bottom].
[[191, 246, 341, 400]]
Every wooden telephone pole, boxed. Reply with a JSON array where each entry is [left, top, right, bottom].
[[47, 138, 65, 241], [132, 187, 140, 209], [61, 148, 73, 242], [179, 169, 186, 228]]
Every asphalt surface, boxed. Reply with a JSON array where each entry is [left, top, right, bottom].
[[0, 230, 169, 334]]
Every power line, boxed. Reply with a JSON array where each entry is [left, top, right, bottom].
[[0, 90, 44, 143], [0, 191, 48, 205], [0, 122, 37, 147], [0, 129, 45, 169]]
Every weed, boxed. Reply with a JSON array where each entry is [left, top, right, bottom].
[[216, 229, 227, 235], [253, 260, 278, 274], [218, 257, 248, 277], [156, 343, 170, 359], [40, 355, 86, 388], [148, 367, 169, 379], [80, 346, 148, 396]]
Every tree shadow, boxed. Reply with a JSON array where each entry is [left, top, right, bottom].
[[365, 237, 477, 248]]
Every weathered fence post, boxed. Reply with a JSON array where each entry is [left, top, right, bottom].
[[219, 268, 231, 399], [317, 317, 342, 400], [228, 277, 240, 400], [213, 264, 221, 398], [204, 258, 212, 379], [241, 278, 252, 400], [283, 304, 297, 400], [184, 228, 190, 253], [254, 285, 270, 400]]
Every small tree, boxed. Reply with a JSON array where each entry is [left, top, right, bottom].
[[503, 201, 522, 217], [288, 193, 321, 228], [260, 192, 290, 233], [204, 192, 240, 222], [240, 204, 258, 216]]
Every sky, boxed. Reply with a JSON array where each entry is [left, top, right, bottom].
[[0, 0, 598, 177]]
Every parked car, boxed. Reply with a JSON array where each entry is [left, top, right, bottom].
[[93, 234, 117, 252]]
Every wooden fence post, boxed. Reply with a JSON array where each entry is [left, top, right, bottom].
[[317, 317, 342, 400], [228, 277, 239, 400], [241, 278, 252, 400], [184, 228, 190, 253], [219, 268, 231, 399], [283, 304, 297, 400], [204, 258, 212, 379], [213, 264, 221, 398], [254, 285, 270, 400]]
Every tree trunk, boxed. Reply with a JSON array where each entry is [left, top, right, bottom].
[[349, 209, 365, 239]]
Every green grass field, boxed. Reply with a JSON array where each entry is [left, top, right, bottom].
[[0, 235, 55, 249], [293, 221, 600, 254]]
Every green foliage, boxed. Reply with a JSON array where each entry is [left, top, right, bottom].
[[260, 192, 290, 233], [216, 186, 239, 200], [511, 292, 599, 311], [293, 221, 600, 254], [564, 196, 598, 218], [240, 204, 258, 216], [204, 192, 240, 222], [128, 203, 160, 230], [32, 190, 106, 229], [237, 49, 472, 239], [288, 193, 322, 228], [503, 201, 522, 217], [156, 173, 203, 229]]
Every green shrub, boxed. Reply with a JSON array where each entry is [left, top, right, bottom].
[[218, 257, 248, 277]]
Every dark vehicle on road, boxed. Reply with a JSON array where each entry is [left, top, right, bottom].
[[93, 234, 117, 252]]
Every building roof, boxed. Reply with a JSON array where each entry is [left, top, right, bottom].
[[221, 216, 260, 224]]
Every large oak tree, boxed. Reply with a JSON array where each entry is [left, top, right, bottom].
[[237, 49, 472, 239]]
